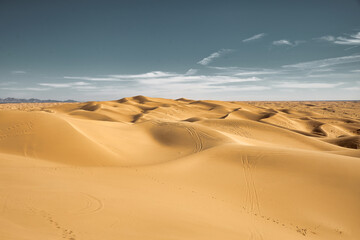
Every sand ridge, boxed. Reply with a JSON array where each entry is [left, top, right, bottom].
[[0, 96, 359, 239]]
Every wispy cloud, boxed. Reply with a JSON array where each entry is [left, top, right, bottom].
[[317, 35, 335, 42], [185, 69, 198, 75], [234, 70, 278, 76], [342, 86, 360, 91], [236, 86, 270, 91], [108, 71, 179, 79], [134, 74, 262, 86], [283, 54, 360, 69], [208, 66, 281, 76], [64, 71, 181, 81], [272, 39, 293, 46], [335, 32, 360, 45], [39, 82, 90, 88], [205, 85, 269, 91], [207, 76, 262, 83], [318, 32, 360, 46], [274, 82, 344, 89], [309, 68, 334, 73], [64, 71, 263, 89], [0, 81, 17, 86], [64, 76, 119, 81], [11, 70, 26, 74], [72, 86, 98, 91], [60, 70, 265, 94], [208, 80, 269, 89], [242, 33, 266, 42], [197, 49, 233, 66], [39, 50, 360, 99], [272, 39, 304, 47], [0, 87, 49, 91]]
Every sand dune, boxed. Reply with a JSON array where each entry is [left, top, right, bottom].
[[0, 97, 359, 239]]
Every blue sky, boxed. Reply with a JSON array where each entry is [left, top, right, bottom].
[[1, 0, 360, 101]]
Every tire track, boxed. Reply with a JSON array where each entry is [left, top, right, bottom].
[[129, 166, 315, 237], [75, 192, 104, 215], [185, 126, 203, 153], [241, 155, 261, 215]]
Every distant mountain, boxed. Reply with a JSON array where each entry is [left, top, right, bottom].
[[0, 98, 76, 103]]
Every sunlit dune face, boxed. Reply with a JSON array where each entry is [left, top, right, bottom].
[[0, 97, 359, 240]]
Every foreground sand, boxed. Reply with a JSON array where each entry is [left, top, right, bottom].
[[0, 96, 359, 240]]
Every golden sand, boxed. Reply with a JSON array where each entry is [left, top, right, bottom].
[[0, 96, 359, 239]]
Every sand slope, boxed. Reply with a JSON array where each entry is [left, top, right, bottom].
[[0, 97, 359, 240]]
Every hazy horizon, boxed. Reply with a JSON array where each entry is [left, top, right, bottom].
[[1, 0, 360, 101]]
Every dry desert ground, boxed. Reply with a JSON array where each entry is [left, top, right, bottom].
[[0, 96, 359, 240]]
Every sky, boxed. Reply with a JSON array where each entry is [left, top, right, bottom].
[[1, 0, 360, 101]]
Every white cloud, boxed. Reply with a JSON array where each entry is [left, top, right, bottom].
[[72, 86, 98, 91], [39, 82, 90, 88], [208, 66, 281, 76], [272, 40, 304, 47], [283, 54, 360, 69], [54, 58, 358, 98], [342, 86, 360, 91], [344, 46, 359, 51], [64, 76, 119, 81], [64, 75, 266, 97], [229, 86, 270, 91], [109, 71, 178, 79], [234, 70, 278, 76], [306, 72, 355, 78], [64, 71, 182, 82], [334, 32, 360, 45], [208, 76, 261, 83], [60, 70, 264, 93], [272, 39, 293, 46], [197, 49, 233, 66], [274, 82, 344, 89], [242, 33, 266, 42], [0, 81, 17, 86], [1, 87, 49, 91], [309, 68, 334, 73], [185, 68, 198, 75], [317, 35, 335, 42], [207, 66, 238, 70], [11, 70, 26, 74], [317, 32, 360, 46], [136, 75, 262, 85], [351, 69, 360, 72]]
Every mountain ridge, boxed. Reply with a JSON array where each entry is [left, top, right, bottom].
[[0, 97, 76, 103]]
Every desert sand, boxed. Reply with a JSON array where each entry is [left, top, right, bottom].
[[0, 96, 359, 240]]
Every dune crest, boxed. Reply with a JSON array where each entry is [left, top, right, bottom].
[[0, 97, 359, 240]]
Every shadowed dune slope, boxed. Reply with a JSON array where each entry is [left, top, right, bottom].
[[0, 97, 359, 240]]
